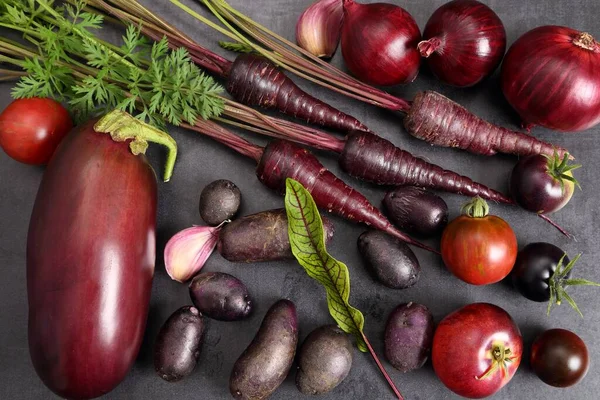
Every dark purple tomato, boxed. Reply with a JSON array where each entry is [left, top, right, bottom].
[[531, 329, 589, 388], [512, 242, 569, 302], [509, 153, 579, 214]]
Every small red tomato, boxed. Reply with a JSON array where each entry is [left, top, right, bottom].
[[432, 303, 523, 399], [441, 197, 517, 285], [531, 329, 589, 388], [0, 98, 72, 165]]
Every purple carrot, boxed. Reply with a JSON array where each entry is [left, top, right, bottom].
[[182, 120, 437, 253], [404, 91, 570, 159], [225, 54, 371, 134], [339, 131, 513, 203]]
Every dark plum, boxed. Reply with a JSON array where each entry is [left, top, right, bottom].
[[217, 209, 335, 263], [358, 231, 420, 289], [230, 299, 298, 399], [199, 179, 241, 225], [189, 272, 252, 321], [383, 186, 448, 238], [384, 303, 434, 372], [295, 325, 353, 395], [154, 306, 205, 382]]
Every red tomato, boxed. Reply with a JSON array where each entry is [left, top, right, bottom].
[[0, 98, 72, 165], [432, 303, 523, 399], [441, 198, 517, 285]]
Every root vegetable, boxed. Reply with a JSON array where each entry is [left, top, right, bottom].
[[384, 303, 434, 373], [230, 299, 299, 399], [199, 179, 241, 225], [154, 306, 205, 382], [404, 91, 569, 158], [383, 187, 448, 238], [295, 325, 354, 395], [358, 231, 421, 289], [189, 272, 252, 321], [217, 208, 335, 263]]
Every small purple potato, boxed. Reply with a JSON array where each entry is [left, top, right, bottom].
[[296, 325, 353, 395], [189, 272, 252, 321], [358, 231, 420, 289], [383, 186, 448, 238], [154, 306, 205, 382], [384, 303, 434, 372], [199, 179, 241, 226], [230, 299, 298, 400], [217, 209, 335, 263]]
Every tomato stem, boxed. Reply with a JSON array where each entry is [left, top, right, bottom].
[[461, 197, 490, 218], [475, 343, 516, 381]]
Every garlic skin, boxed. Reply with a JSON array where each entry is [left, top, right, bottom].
[[296, 0, 344, 59], [164, 225, 222, 283]]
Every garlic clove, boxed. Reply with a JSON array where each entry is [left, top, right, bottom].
[[296, 0, 344, 59], [164, 225, 223, 283]]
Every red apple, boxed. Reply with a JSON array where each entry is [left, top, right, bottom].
[[432, 303, 523, 398]]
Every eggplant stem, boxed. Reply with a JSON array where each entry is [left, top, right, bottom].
[[94, 110, 178, 182]]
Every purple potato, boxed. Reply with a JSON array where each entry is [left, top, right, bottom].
[[189, 272, 252, 321], [296, 325, 353, 395], [383, 186, 448, 238], [154, 306, 205, 382], [384, 303, 434, 372], [217, 209, 335, 263], [358, 230, 420, 289], [230, 299, 298, 399], [199, 179, 241, 226]]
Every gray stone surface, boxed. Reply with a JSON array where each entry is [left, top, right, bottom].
[[1, 0, 599, 399]]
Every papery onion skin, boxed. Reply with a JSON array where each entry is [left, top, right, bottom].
[[341, 0, 421, 86], [419, 0, 506, 87], [501, 26, 600, 132]]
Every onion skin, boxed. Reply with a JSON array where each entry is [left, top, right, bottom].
[[419, 0, 506, 87], [27, 120, 157, 399], [341, 0, 421, 86], [501, 26, 600, 132]]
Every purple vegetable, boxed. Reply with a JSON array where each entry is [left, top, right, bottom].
[[189, 272, 252, 321], [384, 303, 434, 372]]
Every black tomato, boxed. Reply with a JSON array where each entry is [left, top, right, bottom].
[[512, 242, 568, 302], [530, 329, 589, 388]]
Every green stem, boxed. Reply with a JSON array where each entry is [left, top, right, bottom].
[[94, 110, 178, 182], [461, 197, 490, 218], [34, 0, 141, 71]]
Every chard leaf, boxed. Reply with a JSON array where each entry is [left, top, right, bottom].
[[284, 178, 367, 352]]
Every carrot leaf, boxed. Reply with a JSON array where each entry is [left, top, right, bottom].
[[284, 178, 367, 352]]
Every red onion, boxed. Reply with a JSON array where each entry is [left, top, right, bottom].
[[418, 0, 506, 87], [501, 26, 600, 132], [341, 0, 421, 86]]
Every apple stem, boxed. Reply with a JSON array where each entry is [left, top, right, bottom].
[[361, 332, 404, 400]]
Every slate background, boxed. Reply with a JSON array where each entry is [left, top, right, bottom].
[[1, 0, 599, 399]]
